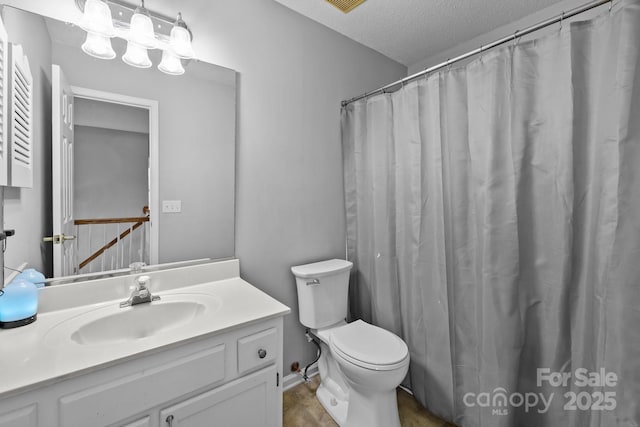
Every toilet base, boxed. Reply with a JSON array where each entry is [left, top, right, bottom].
[[316, 383, 348, 426], [344, 386, 401, 427], [316, 379, 401, 427]]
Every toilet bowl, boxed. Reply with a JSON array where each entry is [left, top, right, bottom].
[[292, 259, 410, 427], [328, 320, 409, 427]]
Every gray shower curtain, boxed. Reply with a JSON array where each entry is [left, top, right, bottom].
[[342, 1, 640, 426]]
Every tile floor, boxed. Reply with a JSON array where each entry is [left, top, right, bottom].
[[283, 375, 457, 427]]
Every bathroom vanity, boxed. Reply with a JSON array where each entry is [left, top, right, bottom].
[[0, 260, 290, 427]]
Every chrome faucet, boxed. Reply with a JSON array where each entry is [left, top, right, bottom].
[[120, 275, 160, 308]]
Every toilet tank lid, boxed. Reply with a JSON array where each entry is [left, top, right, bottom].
[[291, 259, 353, 278]]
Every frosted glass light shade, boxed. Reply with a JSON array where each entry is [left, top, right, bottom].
[[79, 0, 115, 37], [82, 32, 116, 60], [169, 25, 194, 59], [128, 9, 157, 49], [122, 42, 151, 68], [158, 50, 184, 75]]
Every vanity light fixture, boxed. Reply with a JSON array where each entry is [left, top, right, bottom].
[[75, 0, 195, 75]]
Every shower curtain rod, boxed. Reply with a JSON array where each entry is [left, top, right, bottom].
[[341, 0, 613, 107]]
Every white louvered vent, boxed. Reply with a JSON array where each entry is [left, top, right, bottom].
[[0, 16, 9, 185], [9, 43, 33, 188]]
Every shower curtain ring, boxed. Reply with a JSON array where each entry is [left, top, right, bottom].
[[560, 11, 564, 30], [513, 30, 519, 47], [609, 0, 613, 12]]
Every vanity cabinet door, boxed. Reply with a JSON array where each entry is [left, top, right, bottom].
[[0, 404, 37, 427], [159, 366, 278, 427]]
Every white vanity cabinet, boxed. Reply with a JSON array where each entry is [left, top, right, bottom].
[[0, 317, 284, 427]]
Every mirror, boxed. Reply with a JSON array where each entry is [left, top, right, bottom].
[[1, 5, 236, 280]]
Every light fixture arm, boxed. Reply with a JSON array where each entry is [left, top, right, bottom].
[[134, 0, 149, 16], [76, 0, 194, 74], [175, 12, 187, 29]]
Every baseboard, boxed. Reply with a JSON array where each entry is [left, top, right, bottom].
[[283, 365, 319, 391]]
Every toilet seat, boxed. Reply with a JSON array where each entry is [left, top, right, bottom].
[[329, 320, 409, 371]]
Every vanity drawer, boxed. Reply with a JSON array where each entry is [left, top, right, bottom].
[[237, 328, 277, 374], [120, 416, 150, 427]]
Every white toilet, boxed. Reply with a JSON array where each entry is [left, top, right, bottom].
[[291, 259, 410, 427]]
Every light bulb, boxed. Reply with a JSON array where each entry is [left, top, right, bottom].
[[127, 1, 157, 49], [169, 13, 194, 59], [81, 32, 116, 60], [122, 42, 151, 68], [79, 0, 115, 37], [158, 49, 185, 75]]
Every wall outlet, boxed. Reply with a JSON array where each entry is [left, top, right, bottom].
[[162, 200, 182, 213]]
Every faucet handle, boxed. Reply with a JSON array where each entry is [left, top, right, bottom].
[[129, 262, 146, 273], [136, 275, 151, 289]]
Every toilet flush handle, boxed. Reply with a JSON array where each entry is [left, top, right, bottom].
[[306, 278, 320, 286]]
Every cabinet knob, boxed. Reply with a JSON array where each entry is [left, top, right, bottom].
[[258, 348, 267, 359]]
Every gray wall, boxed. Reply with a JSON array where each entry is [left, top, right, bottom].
[[74, 125, 148, 219], [73, 98, 149, 220], [218, 1, 407, 374], [74, 97, 149, 134], [2, 8, 52, 276], [4, 0, 407, 374]]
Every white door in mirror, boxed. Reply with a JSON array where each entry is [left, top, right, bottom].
[[51, 64, 76, 277]]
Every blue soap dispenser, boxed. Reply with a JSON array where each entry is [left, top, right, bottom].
[[0, 278, 39, 329], [14, 269, 46, 288]]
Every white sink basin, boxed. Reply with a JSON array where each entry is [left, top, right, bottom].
[[45, 293, 221, 346]]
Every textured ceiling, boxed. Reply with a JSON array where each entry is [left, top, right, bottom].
[[272, 0, 567, 66]]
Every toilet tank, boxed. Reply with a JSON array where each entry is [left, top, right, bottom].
[[291, 259, 353, 329]]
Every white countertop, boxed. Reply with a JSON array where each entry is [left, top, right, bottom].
[[0, 260, 290, 399]]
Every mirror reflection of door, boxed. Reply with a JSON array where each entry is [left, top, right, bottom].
[[52, 65, 151, 277], [51, 64, 76, 277], [73, 96, 150, 276]]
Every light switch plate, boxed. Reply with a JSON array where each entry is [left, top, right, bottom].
[[162, 200, 182, 213]]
